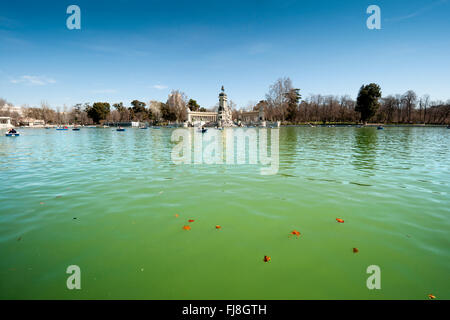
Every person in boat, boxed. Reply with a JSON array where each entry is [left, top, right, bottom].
[[8, 128, 17, 134]]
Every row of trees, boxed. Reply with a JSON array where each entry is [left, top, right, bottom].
[[1, 79, 449, 125], [253, 78, 449, 124], [0, 91, 206, 125]]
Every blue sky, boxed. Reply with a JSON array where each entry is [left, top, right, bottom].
[[1, 0, 449, 109]]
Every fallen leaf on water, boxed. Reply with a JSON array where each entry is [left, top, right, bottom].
[[188, 219, 195, 223], [291, 230, 301, 237], [215, 225, 221, 229], [263, 256, 271, 263], [17, 237, 22, 242], [183, 225, 191, 231], [428, 294, 436, 300], [353, 248, 359, 253], [336, 218, 345, 223], [40, 202, 44, 205], [175, 214, 179, 218]]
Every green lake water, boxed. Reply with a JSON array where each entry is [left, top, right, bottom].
[[0, 127, 449, 299]]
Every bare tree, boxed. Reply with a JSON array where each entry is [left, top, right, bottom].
[[402, 90, 417, 123], [419, 94, 430, 124], [265, 77, 293, 121], [148, 100, 163, 122], [167, 90, 187, 122]]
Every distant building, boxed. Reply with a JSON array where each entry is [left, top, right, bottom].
[[0, 117, 13, 129], [19, 118, 45, 127], [185, 86, 265, 127], [237, 108, 265, 126], [33, 120, 45, 127]]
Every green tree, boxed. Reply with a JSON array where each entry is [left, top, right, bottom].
[[160, 103, 177, 122], [130, 100, 150, 121], [187, 99, 200, 111], [113, 102, 126, 113], [285, 88, 301, 122], [86, 102, 110, 124], [355, 83, 382, 123], [73, 103, 82, 124], [131, 100, 146, 113]]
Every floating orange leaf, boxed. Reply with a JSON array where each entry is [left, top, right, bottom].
[[336, 218, 345, 223], [216, 225, 221, 229], [291, 230, 301, 237], [353, 248, 359, 253], [188, 219, 195, 223], [428, 294, 436, 300], [263, 256, 271, 263], [182, 225, 191, 231], [175, 214, 179, 218]]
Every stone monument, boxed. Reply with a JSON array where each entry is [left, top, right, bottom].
[[217, 86, 235, 127]]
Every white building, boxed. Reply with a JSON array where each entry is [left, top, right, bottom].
[[0, 117, 13, 129]]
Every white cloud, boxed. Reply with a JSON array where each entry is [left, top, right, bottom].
[[152, 84, 168, 90], [247, 42, 271, 55], [386, 0, 448, 22], [10, 75, 56, 86]]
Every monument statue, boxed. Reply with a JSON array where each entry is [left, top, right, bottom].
[[217, 86, 235, 127]]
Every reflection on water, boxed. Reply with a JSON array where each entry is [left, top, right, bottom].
[[352, 128, 378, 174]]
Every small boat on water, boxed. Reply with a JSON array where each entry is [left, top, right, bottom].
[[72, 128, 80, 131], [139, 126, 148, 129], [377, 126, 384, 130], [198, 127, 207, 133], [56, 126, 69, 131], [5, 128, 19, 136], [116, 127, 126, 132]]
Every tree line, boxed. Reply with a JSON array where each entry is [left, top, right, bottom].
[[1, 78, 449, 125], [257, 78, 449, 125]]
